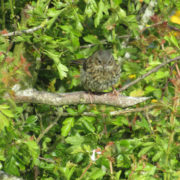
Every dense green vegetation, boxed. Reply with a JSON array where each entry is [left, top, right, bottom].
[[0, 0, 180, 179]]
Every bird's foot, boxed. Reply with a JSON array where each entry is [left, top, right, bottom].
[[87, 92, 94, 104], [111, 86, 119, 96]]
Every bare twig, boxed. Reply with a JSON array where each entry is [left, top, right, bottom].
[[168, 25, 180, 32], [1, 25, 44, 37], [60, 104, 161, 117], [80, 162, 93, 179], [141, 20, 180, 34], [141, 21, 165, 32], [118, 56, 180, 92], [109, 160, 113, 175], [36, 111, 62, 144], [39, 157, 55, 163], [110, 104, 161, 116]]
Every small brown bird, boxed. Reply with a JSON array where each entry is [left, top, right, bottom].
[[80, 50, 121, 92]]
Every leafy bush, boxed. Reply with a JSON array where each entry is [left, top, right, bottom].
[[0, 0, 180, 179]]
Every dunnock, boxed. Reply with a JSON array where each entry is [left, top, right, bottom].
[[80, 50, 121, 92]]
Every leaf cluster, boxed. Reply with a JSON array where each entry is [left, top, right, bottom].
[[0, 0, 180, 180]]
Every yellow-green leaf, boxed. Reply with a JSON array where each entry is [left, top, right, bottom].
[[130, 89, 145, 97]]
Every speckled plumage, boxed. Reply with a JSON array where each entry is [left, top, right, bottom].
[[80, 50, 121, 92]]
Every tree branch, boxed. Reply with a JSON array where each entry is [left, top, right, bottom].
[[1, 25, 44, 37], [5, 56, 180, 107], [118, 56, 180, 92], [8, 90, 150, 107]]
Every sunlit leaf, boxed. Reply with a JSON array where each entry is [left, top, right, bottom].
[[24, 140, 40, 163], [90, 168, 106, 179], [83, 35, 100, 44], [4, 156, 20, 176], [94, 0, 104, 27], [1, 109, 14, 118], [65, 134, 84, 145], [0, 112, 9, 131], [57, 63, 68, 79], [138, 146, 153, 157], [81, 119, 95, 133], [61, 117, 75, 137], [130, 89, 145, 97]]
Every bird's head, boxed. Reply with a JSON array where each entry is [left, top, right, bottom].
[[93, 50, 115, 70]]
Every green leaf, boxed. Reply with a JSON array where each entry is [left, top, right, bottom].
[[0, 109, 14, 118], [90, 168, 106, 179], [164, 35, 180, 48], [153, 89, 162, 99], [59, 162, 76, 180], [66, 166, 76, 180], [65, 134, 84, 145], [26, 115, 38, 124], [60, 25, 73, 33], [138, 146, 153, 157], [116, 170, 122, 179], [57, 63, 68, 79], [81, 118, 95, 133], [78, 105, 86, 113], [42, 137, 51, 152], [152, 151, 163, 161], [84, 0, 97, 17], [170, 35, 179, 48], [0, 104, 10, 109], [38, 160, 55, 170], [118, 7, 126, 18], [0, 148, 5, 161], [70, 34, 80, 48], [14, 36, 25, 43], [119, 140, 131, 148], [47, 8, 62, 17], [44, 49, 60, 64], [66, 108, 78, 116], [44, 49, 68, 79], [112, 116, 126, 126], [129, 88, 145, 97], [61, 117, 75, 137], [94, 0, 104, 27], [113, 0, 122, 6], [0, 104, 14, 119], [75, 14, 84, 31], [0, 112, 9, 131], [126, 15, 137, 23], [47, 9, 64, 29], [136, 114, 151, 132], [145, 86, 156, 94], [24, 140, 39, 163], [83, 35, 100, 44], [154, 71, 169, 80], [142, 142, 154, 146], [4, 156, 20, 176], [82, 116, 96, 122]]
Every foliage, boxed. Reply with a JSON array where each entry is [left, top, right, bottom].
[[0, 0, 180, 179]]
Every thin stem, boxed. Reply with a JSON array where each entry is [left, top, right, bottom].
[[36, 111, 62, 144]]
